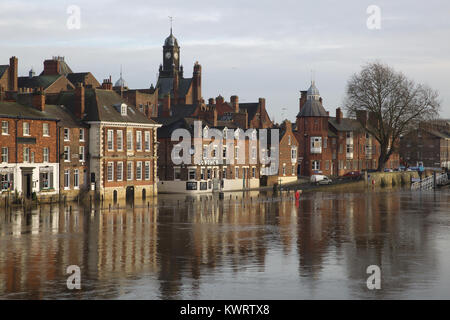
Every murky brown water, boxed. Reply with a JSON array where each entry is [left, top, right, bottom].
[[0, 188, 449, 299]]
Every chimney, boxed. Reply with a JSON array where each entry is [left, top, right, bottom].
[[32, 87, 45, 111], [336, 107, 343, 124], [356, 110, 368, 127], [208, 98, 215, 106], [162, 94, 171, 117], [8, 56, 18, 92], [299, 90, 307, 112], [193, 62, 202, 104], [213, 108, 218, 127], [43, 58, 60, 76], [101, 78, 113, 90], [368, 111, 379, 127], [75, 83, 85, 119], [231, 95, 239, 113], [283, 120, 292, 132]]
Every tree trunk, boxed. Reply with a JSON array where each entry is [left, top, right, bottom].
[[377, 149, 388, 172]]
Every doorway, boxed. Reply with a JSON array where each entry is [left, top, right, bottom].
[[126, 186, 134, 204], [21, 168, 34, 199]]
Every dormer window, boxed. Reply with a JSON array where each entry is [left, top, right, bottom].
[[121, 103, 127, 116], [203, 126, 209, 138]]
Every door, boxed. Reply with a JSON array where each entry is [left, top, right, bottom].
[[126, 186, 134, 204], [22, 173, 32, 198]]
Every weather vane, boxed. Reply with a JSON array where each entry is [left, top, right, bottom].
[[168, 16, 173, 34]]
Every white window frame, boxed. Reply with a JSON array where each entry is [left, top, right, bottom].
[[136, 131, 142, 151], [1, 121, 8, 135], [144, 161, 150, 180], [136, 161, 142, 180], [127, 162, 133, 180], [79, 146, 85, 162], [117, 162, 123, 181], [312, 160, 320, 171], [107, 130, 114, 151], [73, 169, 79, 189], [79, 128, 85, 141], [144, 131, 150, 151], [43, 123, 49, 137], [23, 147, 30, 162], [64, 146, 70, 162], [127, 131, 133, 151], [107, 162, 114, 182], [63, 127, 69, 141], [64, 169, 70, 189], [23, 122, 30, 136], [117, 130, 123, 151], [1, 147, 8, 163], [43, 147, 49, 163]]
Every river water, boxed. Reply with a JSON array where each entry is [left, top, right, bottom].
[[0, 188, 449, 299]]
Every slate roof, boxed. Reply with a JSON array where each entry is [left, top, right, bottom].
[[239, 103, 258, 120], [55, 89, 157, 125], [328, 117, 364, 132], [297, 99, 328, 117], [0, 65, 8, 78], [425, 129, 450, 139], [0, 101, 59, 121], [156, 77, 192, 98], [18, 75, 62, 90], [66, 73, 93, 86], [156, 103, 197, 119], [43, 105, 87, 128]]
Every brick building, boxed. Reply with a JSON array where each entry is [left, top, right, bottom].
[[295, 82, 400, 176], [54, 87, 161, 201], [400, 121, 450, 169], [157, 118, 260, 193], [0, 56, 18, 94], [0, 91, 59, 200]]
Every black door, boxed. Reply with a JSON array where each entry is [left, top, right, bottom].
[[26, 174, 32, 198], [126, 186, 134, 204]]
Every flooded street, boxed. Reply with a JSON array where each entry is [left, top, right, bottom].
[[0, 189, 449, 300]]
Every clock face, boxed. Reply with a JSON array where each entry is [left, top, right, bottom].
[[165, 52, 171, 59], [173, 52, 178, 59]]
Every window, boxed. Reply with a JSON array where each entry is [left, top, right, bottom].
[[79, 146, 85, 162], [324, 138, 327, 148], [136, 161, 142, 180], [79, 128, 84, 141], [310, 137, 322, 153], [325, 160, 330, 170], [145, 131, 150, 151], [223, 146, 227, 159], [107, 162, 114, 181], [23, 122, 30, 136], [235, 167, 239, 179], [64, 146, 70, 162], [235, 146, 239, 160], [252, 167, 256, 178], [63, 128, 69, 140], [282, 164, 286, 176], [203, 145, 208, 159], [346, 132, 353, 138], [31, 152, 34, 163], [291, 148, 297, 161], [40, 123, 49, 137], [201, 168, 205, 180], [121, 104, 127, 116], [223, 168, 227, 179], [174, 167, 181, 180], [346, 144, 353, 153], [189, 169, 196, 180], [43, 147, 49, 162], [292, 165, 295, 175], [127, 131, 133, 151], [207, 169, 211, 179], [127, 162, 133, 180], [64, 170, 70, 189], [40, 172, 53, 190], [136, 131, 142, 151], [23, 147, 30, 162], [117, 162, 123, 181], [107, 130, 114, 151], [1, 121, 8, 135], [74, 169, 79, 189], [1, 147, 8, 163], [145, 162, 150, 180], [117, 130, 123, 151], [288, 135, 291, 145], [312, 160, 320, 171], [339, 144, 343, 154]]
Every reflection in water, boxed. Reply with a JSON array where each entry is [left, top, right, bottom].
[[0, 189, 449, 299]]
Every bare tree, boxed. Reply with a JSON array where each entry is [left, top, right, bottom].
[[345, 62, 440, 171]]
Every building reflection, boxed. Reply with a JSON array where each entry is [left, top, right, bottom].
[[0, 189, 447, 299]]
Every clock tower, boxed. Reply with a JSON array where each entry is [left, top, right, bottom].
[[160, 27, 180, 78]]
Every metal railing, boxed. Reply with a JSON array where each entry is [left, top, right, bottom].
[[411, 173, 449, 190]]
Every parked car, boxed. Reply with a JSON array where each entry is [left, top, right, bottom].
[[318, 176, 333, 185], [342, 171, 362, 180], [310, 174, 327, 183], [384, 168, 394, 172]]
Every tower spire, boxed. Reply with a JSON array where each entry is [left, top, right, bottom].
[[169, 16, 173, 35]]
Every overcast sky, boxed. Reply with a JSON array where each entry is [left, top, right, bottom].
[[1, 0, 449, 121]]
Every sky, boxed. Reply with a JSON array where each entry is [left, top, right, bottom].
[[1, 0, 449, 122]]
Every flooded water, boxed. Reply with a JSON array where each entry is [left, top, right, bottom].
[[0, 188, 449, 299]]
